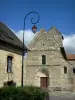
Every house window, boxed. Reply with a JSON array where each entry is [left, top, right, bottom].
[[64, 66, 67, 74], [42, 55, 46, 64], [7, 56, 13, 72]]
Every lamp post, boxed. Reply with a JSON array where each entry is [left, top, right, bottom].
[[21, 11, 40, 87]]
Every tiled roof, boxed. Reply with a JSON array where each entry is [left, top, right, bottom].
[[0, 22, 27, 50], [66, 54, 75, 60]]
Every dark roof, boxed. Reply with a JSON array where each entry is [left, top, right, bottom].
[[60, 47, 67, 60], [60, 47, 75, 60], [0, 22, 27, 50]]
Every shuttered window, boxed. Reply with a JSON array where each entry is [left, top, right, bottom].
[[7, 56, 13, 72]]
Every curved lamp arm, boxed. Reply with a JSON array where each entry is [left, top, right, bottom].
[[23, 11, 39, 29], [21, 11, 39, 87]]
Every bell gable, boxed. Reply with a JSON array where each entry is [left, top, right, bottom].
[[28, 27, 62, 51]]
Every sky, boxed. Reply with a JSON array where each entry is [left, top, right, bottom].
[[0, 0, 75, 54]]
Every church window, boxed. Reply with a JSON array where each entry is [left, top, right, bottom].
[[62, 36, 64, 40], [42, 55, 46, 64], [64, 66, 67, 74], [7, 56, 13, 73]]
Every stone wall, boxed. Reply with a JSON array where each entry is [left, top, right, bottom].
[[25, 28, 74, 91], [0, 49, 22, 87]]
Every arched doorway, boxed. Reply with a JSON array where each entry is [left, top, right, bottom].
[[36, 68, 49, 89], [40, 77, 48, 88]]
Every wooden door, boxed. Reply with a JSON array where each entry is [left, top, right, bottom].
[[40, 77, 48, 88]]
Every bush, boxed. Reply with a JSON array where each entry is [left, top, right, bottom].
[[0, 86, 48, 100]]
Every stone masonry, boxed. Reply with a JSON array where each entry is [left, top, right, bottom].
[[25, 26, 75, 91]]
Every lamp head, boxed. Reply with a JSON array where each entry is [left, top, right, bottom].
[[32, 25, 37, 34]]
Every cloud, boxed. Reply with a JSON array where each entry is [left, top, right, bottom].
[[63, 33, 75, 54], [16, 29, 35, 46], [16, 29, 75, 54]]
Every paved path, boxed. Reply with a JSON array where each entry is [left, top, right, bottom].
[[49, 92, 75, 100]]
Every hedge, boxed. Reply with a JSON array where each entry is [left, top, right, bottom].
[[0, 86, 49, 100]]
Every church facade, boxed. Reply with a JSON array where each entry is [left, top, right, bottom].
[[25, 26, 75, 91]]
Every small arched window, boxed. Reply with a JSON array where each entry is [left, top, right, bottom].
[[64, 66, 67, 74], [42, 55, 46, 64]]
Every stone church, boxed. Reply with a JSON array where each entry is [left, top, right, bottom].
[[25, 26, 75, 91], [0, 22, 75, 91]]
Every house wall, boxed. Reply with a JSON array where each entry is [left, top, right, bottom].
[[67, 60, 75, 91], [0, 48, 22, 87]]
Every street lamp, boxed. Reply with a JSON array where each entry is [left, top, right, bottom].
[[21, 11, 40, 87]]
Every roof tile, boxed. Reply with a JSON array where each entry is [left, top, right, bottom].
[[66, 54, 75, 60]]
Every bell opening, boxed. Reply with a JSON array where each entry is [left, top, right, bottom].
[[73, 68, 75, 74]]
